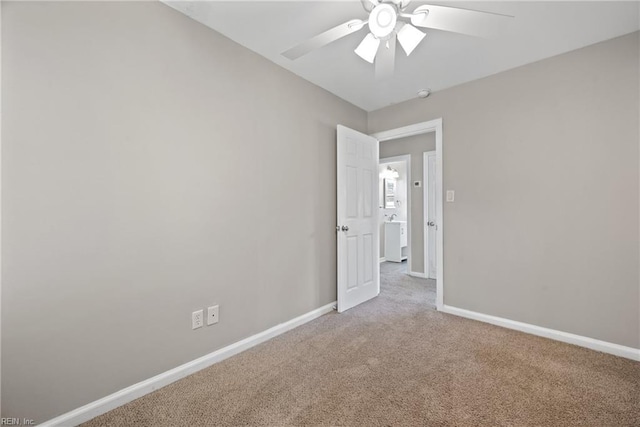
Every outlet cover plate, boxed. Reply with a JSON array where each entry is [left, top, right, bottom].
[[207, 305, 219, 326], [192, 309, 204, 329]]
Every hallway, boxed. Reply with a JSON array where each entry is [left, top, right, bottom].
[[379, 261, 436, 308]]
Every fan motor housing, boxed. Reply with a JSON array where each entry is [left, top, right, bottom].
[[369, 3, 397, 39]]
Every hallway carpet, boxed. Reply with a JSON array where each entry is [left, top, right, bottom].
[[84, 263, 639, 426]]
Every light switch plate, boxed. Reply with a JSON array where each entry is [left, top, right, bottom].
[[446, 190, 455, 202]]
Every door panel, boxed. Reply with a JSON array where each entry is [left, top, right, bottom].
[[363, 233, 373, 282], [363, 169, 373, 217], [337, 125, 379, 312], [347, 236, 358, 289], [347, 167, 358, 218]]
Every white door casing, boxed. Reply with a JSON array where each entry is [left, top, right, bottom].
[[424, 151, 437, 279], [337, 125, 380, 313]]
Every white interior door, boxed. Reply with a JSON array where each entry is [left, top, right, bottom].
[[425, 151, 437, 279], [337, 125, 379, 313]]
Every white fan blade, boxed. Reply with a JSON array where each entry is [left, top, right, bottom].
[[355, 33, 381, 64], [410, 4, 513, 39], [397, 23, 425, 56], [282, 19, 367, 60], [361, 0, 379, 13], [375, 34, 396, 79]]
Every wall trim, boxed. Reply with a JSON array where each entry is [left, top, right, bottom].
[[441, 305, 640, 361], [40, 302, 337, 427], [409, 271, 427, 279], [379, 257, 386, 263], [373, 121, 437, 142]]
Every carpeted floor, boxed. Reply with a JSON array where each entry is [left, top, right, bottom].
[[84, 262, 639, 426]]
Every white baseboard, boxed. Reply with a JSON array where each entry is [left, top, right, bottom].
[[379, 257, 386, 263], [40, 302, 337, 427], [441, 305, 640, 362], [409, 271, 427, 279]]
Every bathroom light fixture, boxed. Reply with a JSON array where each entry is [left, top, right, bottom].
[[381, 166, 400, 179]]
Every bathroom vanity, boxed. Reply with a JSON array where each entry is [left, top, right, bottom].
[[384, 221, 407, 262]]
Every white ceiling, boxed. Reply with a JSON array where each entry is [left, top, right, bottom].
[[164, 1, 640, 111]]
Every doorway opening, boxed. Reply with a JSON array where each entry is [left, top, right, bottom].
[[379, 156, 410, 271], [372, 119, 443, 310], [335, 120, 443, 314], [378, 147, 435, 306]]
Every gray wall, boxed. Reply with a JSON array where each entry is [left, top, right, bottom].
[[369, 32, 640, 349], [1, 1, 366, 422], [380, 134, 436, 274]]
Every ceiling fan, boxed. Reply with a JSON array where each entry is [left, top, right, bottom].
[[282, 0, 513, 78]]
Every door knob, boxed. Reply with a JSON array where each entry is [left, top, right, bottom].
[[428, 221, 435, 227], [341, 225, 349, 231]]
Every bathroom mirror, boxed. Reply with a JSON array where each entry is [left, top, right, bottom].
[[384, 178, 396, 209]]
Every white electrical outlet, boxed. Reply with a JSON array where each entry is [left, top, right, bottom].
[[207, 305, 219, 326], [192, 309, 204, 329]]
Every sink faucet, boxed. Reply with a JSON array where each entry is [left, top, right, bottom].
[[389, 214, 397, 221]]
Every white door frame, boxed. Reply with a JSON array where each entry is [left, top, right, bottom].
[[423, 151, 436, 279], [379, 155, 411, 267], [371, 119, 444, 310]]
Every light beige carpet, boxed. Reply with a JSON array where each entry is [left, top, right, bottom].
[[84, 262, 639, 426]]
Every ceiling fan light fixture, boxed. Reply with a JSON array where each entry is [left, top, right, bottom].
[[354, 33, 380, 63], [397, 23, 426, 56], [284, 1, 514, 78]]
